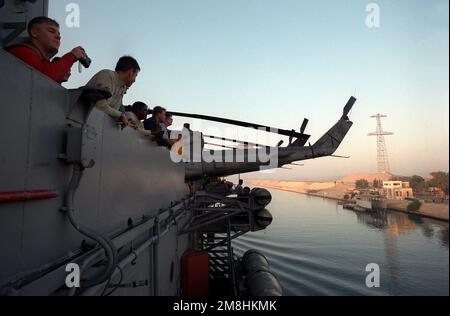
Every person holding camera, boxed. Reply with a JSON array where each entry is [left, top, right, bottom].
[[7, 16, 87, 84]]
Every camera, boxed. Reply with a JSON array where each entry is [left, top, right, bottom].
[[79, 54, 92, 68]]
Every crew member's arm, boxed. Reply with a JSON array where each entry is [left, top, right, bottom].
[[96, 97, 124, 119], [88, 71, 124, 120], [9, 47, 77, 83]]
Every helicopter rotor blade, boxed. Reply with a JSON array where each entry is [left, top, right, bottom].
[[343, 96, 357, 118], [158, 110, 310, 140], [300, 118, 309, 134]]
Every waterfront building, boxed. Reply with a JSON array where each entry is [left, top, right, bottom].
[[382, 181, 414, 200]]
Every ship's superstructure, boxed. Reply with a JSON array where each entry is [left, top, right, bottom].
[[0, 0, 356, 296]]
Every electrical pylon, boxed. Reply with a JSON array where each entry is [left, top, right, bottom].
[[368, 114, 393, 173]]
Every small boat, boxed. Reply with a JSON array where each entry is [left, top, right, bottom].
[[343, 203, 355, 210]]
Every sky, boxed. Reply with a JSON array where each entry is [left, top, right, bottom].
[[49, 0, 449, 180]]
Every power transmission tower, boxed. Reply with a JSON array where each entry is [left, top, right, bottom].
[[368, 114, 393, 173]]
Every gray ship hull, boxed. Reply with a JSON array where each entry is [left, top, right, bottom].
[[0, 48, 192, 295]]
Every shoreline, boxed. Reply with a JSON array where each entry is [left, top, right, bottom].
[[386, 205, 449, 222], [247, 181, 449, 223]]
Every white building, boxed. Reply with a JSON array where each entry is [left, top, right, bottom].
[[382, 181, 414, 200]]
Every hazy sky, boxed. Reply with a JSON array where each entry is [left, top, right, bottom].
[[49, 0, 449, 180]]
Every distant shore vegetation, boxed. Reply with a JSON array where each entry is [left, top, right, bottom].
[[391, 172, 449, 196]]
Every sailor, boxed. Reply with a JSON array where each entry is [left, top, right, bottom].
[[160, 113, 182, 148], [160, 113, 173, 141], [125, 102, 154, 138], [235, 179, 244, 196], [7, 16, 86, 84], [144, 106, 166, 135], [86, 56, 140, 129]]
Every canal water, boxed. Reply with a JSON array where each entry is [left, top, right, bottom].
[[233, 189, 449, 296]]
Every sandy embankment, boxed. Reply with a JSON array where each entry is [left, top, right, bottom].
[[386, 200, 449, 222], [245, 178, 449, 222], [245, 179, 351, 201], [246, 173, 391, 200]]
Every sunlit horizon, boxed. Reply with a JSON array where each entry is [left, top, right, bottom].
[[49, 0, 449, 179]]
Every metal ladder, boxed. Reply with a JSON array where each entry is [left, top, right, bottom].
[[181, 192, 254, 295], [198, 223, 238, 296]]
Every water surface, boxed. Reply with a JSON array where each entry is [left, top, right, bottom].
[[233, 189, 449, 296]]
